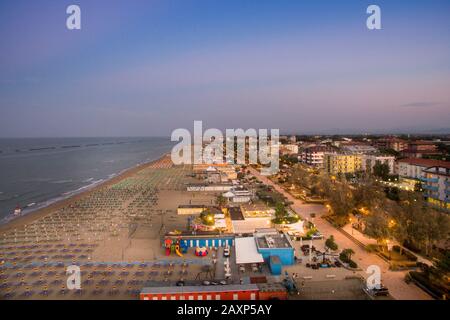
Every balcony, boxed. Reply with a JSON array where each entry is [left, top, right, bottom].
[[423, 185, 438, 192], [419, 177, 439, 183]]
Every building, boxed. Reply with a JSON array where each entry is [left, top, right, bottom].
[[240, 203, 275, 218], [254, 229, 295, 265], [299, 145, 333, 168], [222, 187, 252, 203], [324, 153, 362, 175], [400, 140, 441, 158], [341, 143, 378, 154], [395, 158, 445, 180], [280, 144, 299, 155], [234, 229, 295, 272], [361, 154, 396, 174], [422, 163, 450, 212], [231, 203, 275, 234], [177, 205, 206, 215], [193, 164, 238, 181], [163, 232, 234, 249], [187, 183, 233, 192], [140, 283, 287, 300], [374, 138, 408, 152]]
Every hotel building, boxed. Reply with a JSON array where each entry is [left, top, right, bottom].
[[422, 163, 450, 212], [324, 153, 362, 175], [299, 145, 334, 168], [361, 154, 396, 174]]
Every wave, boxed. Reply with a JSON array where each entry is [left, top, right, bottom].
[[83, 177, 94, 183], [51, 179, 73, 184], [62, 179, 104, 196]]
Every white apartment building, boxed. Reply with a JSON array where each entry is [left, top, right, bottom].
[[299, 145, 333, 168], [361, 155, 395, 174], [280, 144, 299, 155], [395, 158, 439, 180]]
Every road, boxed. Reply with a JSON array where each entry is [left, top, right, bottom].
[[249, 167, 432, 300]]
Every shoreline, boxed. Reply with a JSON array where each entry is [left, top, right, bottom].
[[0, 152, 172, 234]]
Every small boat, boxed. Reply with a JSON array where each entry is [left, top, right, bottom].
[[13, 205, 22, 216]]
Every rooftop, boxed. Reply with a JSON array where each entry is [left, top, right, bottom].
[[229, 207, 244, 221], [255, 231, 292, 249], [397, 158, 450, 169], [235, 237, 264, 264], [141, 284, 259, 295]]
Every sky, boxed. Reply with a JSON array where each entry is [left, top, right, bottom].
[[0, 0, 449, 137]]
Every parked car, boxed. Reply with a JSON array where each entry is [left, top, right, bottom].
[[311, 232, 324, 240], [223, 247, 230, 257]]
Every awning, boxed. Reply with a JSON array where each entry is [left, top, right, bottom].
[[234, 237, 264, 264], [222, 191, 235, 198]]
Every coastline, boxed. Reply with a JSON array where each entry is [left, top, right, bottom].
[[0, 152, 172, 234]]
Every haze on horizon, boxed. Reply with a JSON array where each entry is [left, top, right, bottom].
[[0, 0, 449, 138]]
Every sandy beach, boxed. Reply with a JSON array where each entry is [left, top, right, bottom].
[[0, 154, 217, 300]]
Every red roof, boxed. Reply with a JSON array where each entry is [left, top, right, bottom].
[[397, 158, 450, 169]]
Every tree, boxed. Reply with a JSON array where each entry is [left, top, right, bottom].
[[328, 183, 355, 226], [325, 235, 338, 251], [373, 162, 390, 180], [397, 192, 450, 256], [340, 248, 355, 262], [434, 251, 450, 281], [200, 209, 215, 226], [215, 195, 226, 208], [275, 202, 288, 221], [363, 213, 391, 248]]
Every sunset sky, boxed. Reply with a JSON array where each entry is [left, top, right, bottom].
[[1, 0, 449, 137]]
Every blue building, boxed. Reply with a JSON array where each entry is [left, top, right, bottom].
[[254, 229, 295, 265], [164, 232, 234, 248]]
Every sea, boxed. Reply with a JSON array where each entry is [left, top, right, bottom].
[[0, 137, 174, 223]]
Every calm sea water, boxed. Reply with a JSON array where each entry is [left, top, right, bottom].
[[0, 137, 173, 222]]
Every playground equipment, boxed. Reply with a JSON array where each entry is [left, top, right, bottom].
[[195, 247, 208, 257], [175, 244, 183, 257], [164, 237, 189, 257]]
